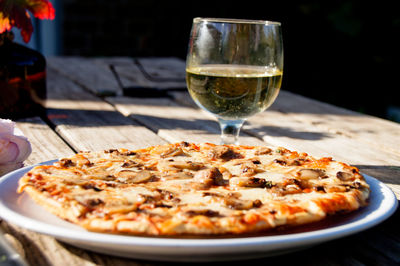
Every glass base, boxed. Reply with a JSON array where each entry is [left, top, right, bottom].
[[218, 118, 245, 145]]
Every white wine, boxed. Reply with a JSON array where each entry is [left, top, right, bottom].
[[186, 65, 282, 119]]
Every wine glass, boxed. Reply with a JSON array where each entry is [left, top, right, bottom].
[[186, 18, 283, 144]]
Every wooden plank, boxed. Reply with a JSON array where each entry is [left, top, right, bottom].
[[92, 57, 135, 65], [272, 91, 400, 156], [47, 56, 123, 96], [112, 57, 186, 90], [106, 96, 266, 146], [138, 57, 186, 81], [45, 67, 167, 152], [16, 117, 75, 164]]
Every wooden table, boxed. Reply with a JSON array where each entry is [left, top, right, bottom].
[[1, 56, 400, 265]]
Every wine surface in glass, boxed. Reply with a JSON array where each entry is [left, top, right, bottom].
[[186, 64, 282, 120]]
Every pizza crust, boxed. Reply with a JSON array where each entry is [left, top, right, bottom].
[[21, 186, 80, 224]]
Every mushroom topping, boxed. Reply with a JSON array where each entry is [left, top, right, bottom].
[[120, 151, 137, 156], [274, 159, 287, 166], [155, 146, 185, 158], [336, 171, 354, 181], [254, 147, 272, 155], [208, 146, 240, 160], [57, 158, 75, 167], [179, 141, 190, 147], [202, 192, 223, 197], [116, 170, 152, 183], [168, 161, 203, 170], [229, 177, 273, 188], [81, 183, 103, 191], [283, 184, 302, 194], [104, 149, 119, 154], [193, 167, 225, 186], [274, 158, 306, 166], [288, 159, 302, 166], [229, 177, 250, 188], [270, 179, 311, 196], [162, 172, 193, 180], [121, 160, 143, 168], [83, 198, 104, 208], [185, 209, 222, 217], [241, 162, 257, 176], [252, 199, 263, 208], [271, 185, 301, 196], [227, 192, 242, 198], [158, 160, 203, 172], [352, 181, 363, 189], [224, 198, 261, 210], [154, 189, 175, 200], [240, 161, 265, 176], [247, 177, 271, 188], [219, 167, 233, 179], [297, 169, 327, 180]]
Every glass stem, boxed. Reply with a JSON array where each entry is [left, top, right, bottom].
[[218, 118, 245, 145]]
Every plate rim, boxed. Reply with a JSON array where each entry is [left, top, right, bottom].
[[0, 160, 398, 249]]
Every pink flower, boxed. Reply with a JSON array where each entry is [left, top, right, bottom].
[[0, 118, 32, 176], [0, 0, 55, 43]]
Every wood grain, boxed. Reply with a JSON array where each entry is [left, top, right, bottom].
[[45, 67, 167, 152], [272, 91, 400, 156], [112, 57, 187, 90], [16, 117, 75, 164], [47, 56, 123, 96], [106, 96, 266, 146]]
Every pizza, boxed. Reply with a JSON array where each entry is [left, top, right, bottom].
[[17, 142, 370, 236]]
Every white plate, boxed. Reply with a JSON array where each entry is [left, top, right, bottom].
[[0, 160, 397, 262]]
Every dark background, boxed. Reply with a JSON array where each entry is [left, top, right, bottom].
[[60, 0, 399, 121]]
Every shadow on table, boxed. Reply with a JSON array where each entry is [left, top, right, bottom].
[[44, 108, 143, 127], [43, 107, 332, 142], [1, 220, 52, 266], [356, 165, 400, 188], [243, 124, 330, 141], [130, 114, 332, 142], [44, 108, 217, 136]]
